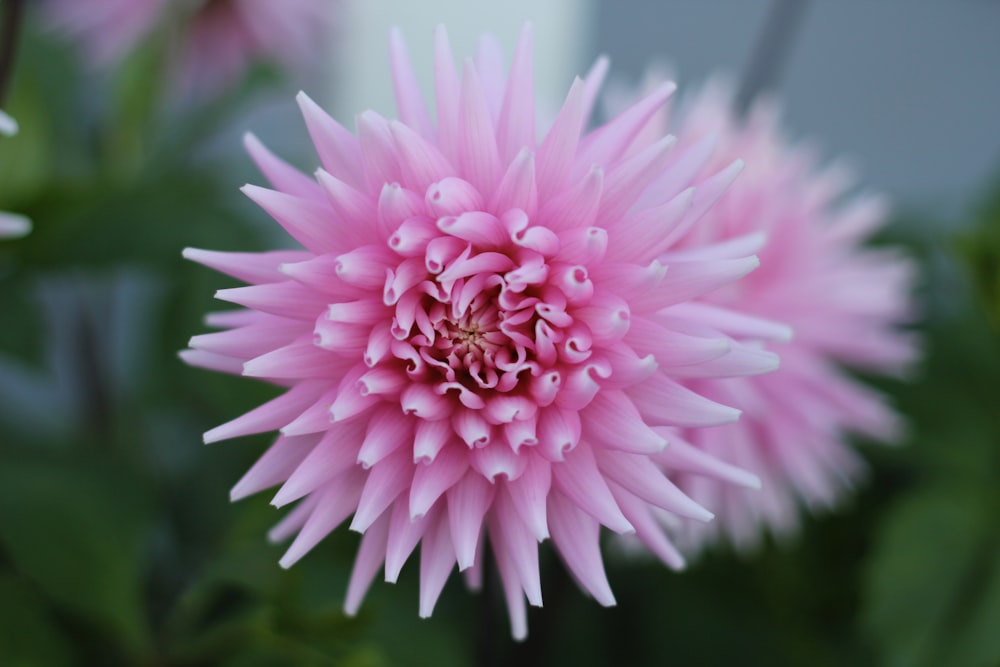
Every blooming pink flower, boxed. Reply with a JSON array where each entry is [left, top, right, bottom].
[[41, 0, 333, 94], [651, 81, 918, 551], [183, 27, 780, 638], [173, 0, 335, 95], [40, 0, 168, 68]]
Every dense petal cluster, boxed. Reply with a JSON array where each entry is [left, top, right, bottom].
[[41, 0, 333, 93], [184, 27, 780, 638], [652, 82, 918, 551]]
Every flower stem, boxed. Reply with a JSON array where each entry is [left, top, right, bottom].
[[735, 0, 810, 114], [0, 0, 25, 107], [477, 545, 498, 667]]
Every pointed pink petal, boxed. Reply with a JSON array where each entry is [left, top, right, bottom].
[[358, 406, 414, 468], [547, 491, 616, 606], [576, 82, 675, 171], [296, 91, 366, 190], [230, 433, 319, 501], [241, 184, 342, 254], [344, 511, 390, 615], [596, 449, 712, 521], [447, 472, 495, 569], [356, 110, 402, 190], [608, 481, 686, 570], [580, 390, 667, 454], [490, 530, 528, 640], [279, 471, 366, 567], [189, 319, 308, 359], [489, 149, 537, 217], [665, 342, 779, 379], [579, 55, 610, 128], [243, 132, 323, 201], [215, 281, 330, 320], [626, 314, 731, 365], [389, 28, 435, 139], [271, 420, 367, 506], [389, 120, 455, 192], [496, 23, 535, 162], [458, 60, 502, 195], [410, 443, 469, 519], [418, 513, 457, 618], [628, 373, 740, 427], [551, 442, 633, 534], [536, 406, 581, 462], [385, 502, 433, 583], [204, 380, 326, 443], [470, 442, 528, 483], [434, 24, 461, 163], [504, 452, 550, 541], [490, 490, 542, 606], [603, 188, 693, 263], [536, 77, 585, 200], [243, 341, 353, 379], [350, 449, 412, 533], [183, 247, 310, 284], [179, 349, 247, 375], [653, 430, 761, 489], [279, 387, 340, 436], [652, 256, 760, 309], [664, 302, 793, 343], [596, 135, 676, 226]]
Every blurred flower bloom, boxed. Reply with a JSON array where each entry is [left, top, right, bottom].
[[40, 0, 168, 68], [184, 26, 780, 638], [173, 0, 334, 95], [653, 81, 918, 552], [0, 111, 31, 239], [41, 0, 334, 94]]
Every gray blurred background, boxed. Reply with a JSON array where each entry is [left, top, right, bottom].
[[336, 0, 1000, 223], [593, 1, 1000, 221]]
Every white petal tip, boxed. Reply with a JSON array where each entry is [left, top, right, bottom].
[[0, 111, 18, 136], [0, 213, 31, 238]]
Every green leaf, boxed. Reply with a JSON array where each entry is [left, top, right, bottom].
[[0, 573, 73, 667], [0, 460, 153, 659], [863, 484, 990, 667], [957, 180, 1000, 333]]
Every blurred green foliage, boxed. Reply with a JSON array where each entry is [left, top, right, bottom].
[[1, 13, 999, 667], [958, 180, 1000, 334]]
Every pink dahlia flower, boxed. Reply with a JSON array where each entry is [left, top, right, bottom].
[[41, 0, 333, 94], [173, 0, 335, 95], [184, 27, 781, 638], [40, 0, 168, 68], [651, 81, 918, 551]]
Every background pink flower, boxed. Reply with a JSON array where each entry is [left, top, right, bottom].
[[41, 0, 168, 68], [652, 80, 919, 551], [184, 26, 783, 638], [174, 0, 336, 95], [41, 0, 335, 94]]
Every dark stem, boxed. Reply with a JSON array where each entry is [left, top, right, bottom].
[[0, 0, 26, 107], [78, 301, 113, 442], [735, 0, 810, 114], [477, 544, 498, 667]]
